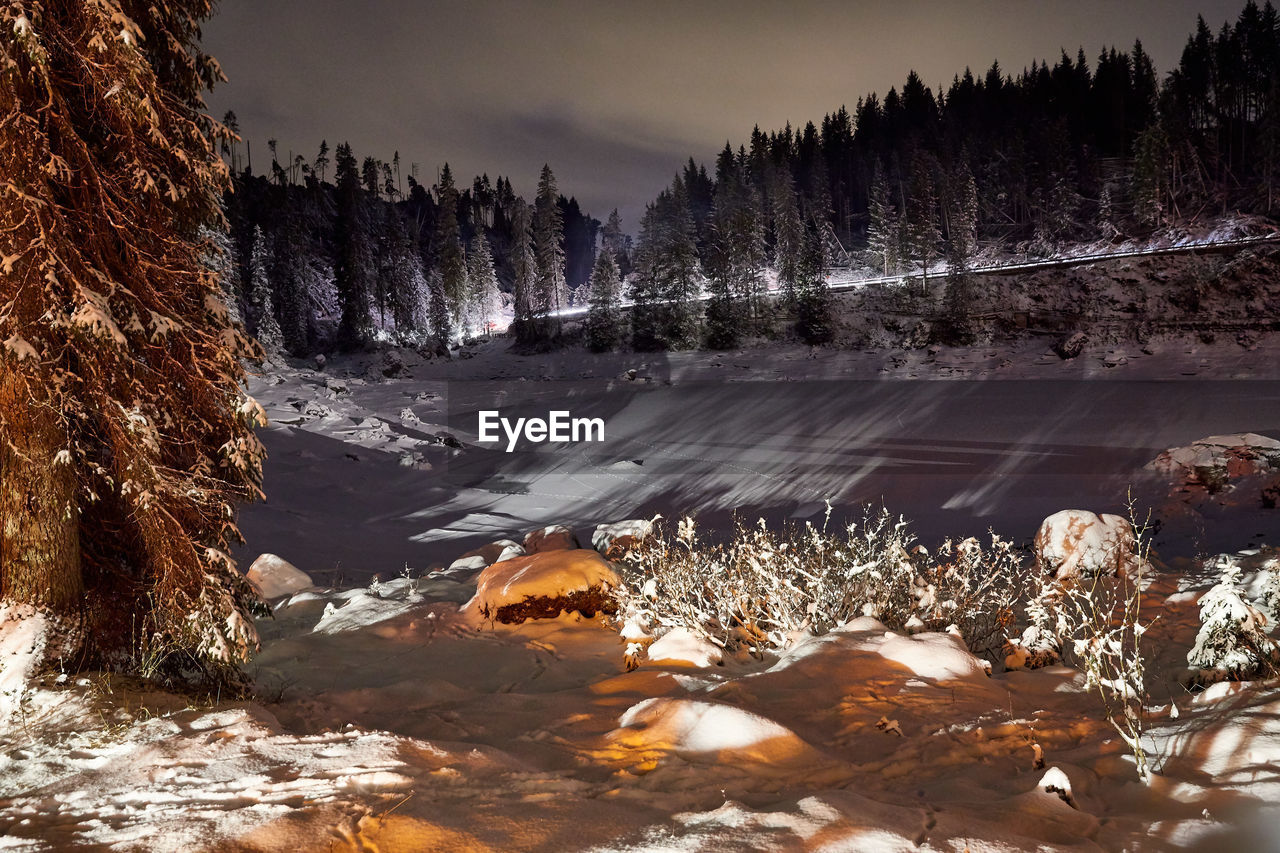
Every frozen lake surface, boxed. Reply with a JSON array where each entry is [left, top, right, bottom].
[[239, 362, 1280, 582]]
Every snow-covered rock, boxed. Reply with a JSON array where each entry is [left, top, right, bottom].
[[608, 698, 829, 770], [522, 524, 580, 554], [1033, 510, 1138, 579], [0, 605, 52, 726], [1147, 433, 1280, 493], [591, 518, 654, 559], [247, 553, 314, 599], [646, 627, 723, 667], [463, 549, 620, 624]]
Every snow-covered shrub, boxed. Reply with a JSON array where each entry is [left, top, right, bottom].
[[1187, 555, 1279, 684], [615, 507, 1031, 661], [928, 534, 1032, 657], [1261, 557, 1280, 619], [1048, 505, 1154, 781], [1005, 583, 1067, 670]]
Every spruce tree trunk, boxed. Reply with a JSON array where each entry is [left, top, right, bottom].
[[0, 370, 83, 610]]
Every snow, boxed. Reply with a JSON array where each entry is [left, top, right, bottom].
[[462, 548, 621, 621], [609, 697, 833, 770], [1034, 509, 1139, 579], [246, 553, 313, 599], [0, 606, 49, 726], [6, 336, 1280, 849], [592, 518, 655, 554], [645, 628, 723, 668]]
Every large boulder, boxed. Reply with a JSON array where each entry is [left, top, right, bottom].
[[1147, 433, 1280, 494], [522, 524, 580, 554], [445, 539, 525, 574], [463, 549, 621, 624], [247, 553, 314, 599], [1033, 510, 1139, 580], [592, 518, 655, 560]]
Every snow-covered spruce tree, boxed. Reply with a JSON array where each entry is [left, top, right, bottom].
[[247, 227, 283, 358], [772, 171, 804, 307], [435, 163, 468, 331], [199, 223, 241, 326], [906, 152, 941, 292], [267, 205, 310, 353], [383, 210, 421, 340], [533, 164, 569, 336], [628, 200, 668, 350], [509, 197, 537, 342], [333, 142, 375, 347], [585, 244, 623, 352], [0, 1, 267, 685], [794, 224, 833, 344], [866, 162, 899, 277], [1131, 122, 1169, 229], [425, 267, 450, 347], [600, 207, 629, 274], [466, 229, 501, 338], [1188, 556, 1279, 684]]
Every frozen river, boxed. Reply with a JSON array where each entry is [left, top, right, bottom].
[[238, 371, 1280, 583]]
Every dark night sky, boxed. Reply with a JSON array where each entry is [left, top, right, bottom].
[[202, 0, 1246, 230]]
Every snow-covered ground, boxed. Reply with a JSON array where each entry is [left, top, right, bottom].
[[4, 335, 1280, 851]]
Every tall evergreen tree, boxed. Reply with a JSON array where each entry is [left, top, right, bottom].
[[585, 246, 624, 352], [0, 0, 267, 681], [248, 227, 284, 357], [906, 153, 942, 290], [772, 171, 805, 306], [866, 162, 900, 276], [435, 163, 468, 330], [794, 224, 834, 344], [466, 230, 502, 337], [384, 211, 422, 338], [334, 142, 375, 346], [510, 197, 537, 341], [533, 164, 569, 333]]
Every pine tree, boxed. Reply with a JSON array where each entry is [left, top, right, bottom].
[[948, 160, 979, 273], [601, 208, 628, 271], [794, 224, 834, 344], [425, 268, 450, 347], [384, 212, 422, 338], [630, 201, 668, 350], [200, 223, 242, 326], [334, 142, 375, 346], [772, 171, 805, 306], [467, 230, 501, 337], [1097, 186, 1120, 240], [313, 140, 330, 184], [1131, 122, 1169, 228], [268, 199, 310, 353], [907, 153, 941, 291], [866, 162, 899, 277], [0, 0, 267, 682], [1188, 557, 1279, 681], [585, 246, 623, 352], [510, 197, 537, 341], [248, 227, 283, 357], [435, 163, 467, 330], [662, 176, 702, 344], [533, 164, 568, 334]]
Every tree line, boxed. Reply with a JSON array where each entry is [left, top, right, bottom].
[[227, 1, 1280, 358], [218, 136, 602, 355], [602, 0, 1280, 351]]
